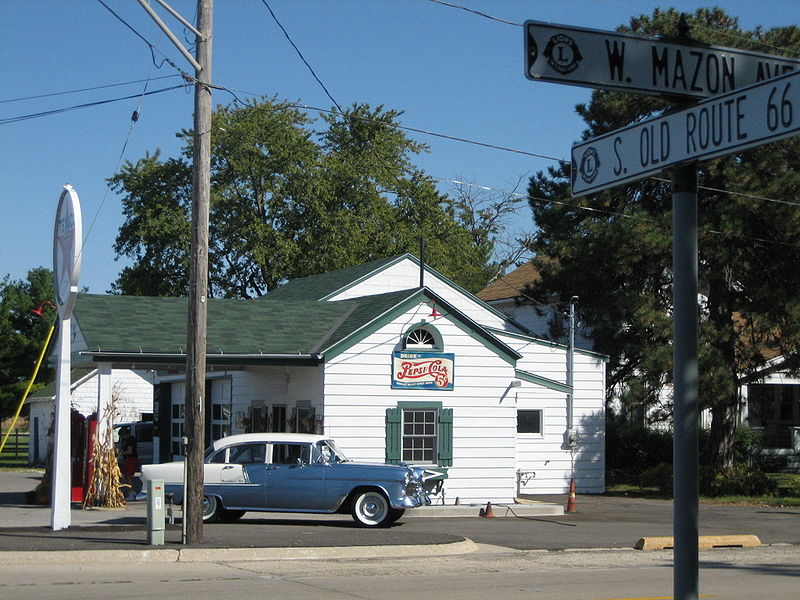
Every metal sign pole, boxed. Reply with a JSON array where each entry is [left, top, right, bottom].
[[672, 164, 699, 600]]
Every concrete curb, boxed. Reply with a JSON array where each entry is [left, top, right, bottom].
[[635, 534, 762, 550], [2, 548, 180, 565], [177, 538, 479, 562], [0, 538, 479, 565]]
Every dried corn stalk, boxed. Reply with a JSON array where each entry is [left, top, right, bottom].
[[83, 387, 127, 508]]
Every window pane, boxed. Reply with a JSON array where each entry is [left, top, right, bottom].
[[517, 410, 542, 434], [401, 409, 437, 464]]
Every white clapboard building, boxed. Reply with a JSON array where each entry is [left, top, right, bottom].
[[26, 367, 153, 464], [70, 255, 607, 502]]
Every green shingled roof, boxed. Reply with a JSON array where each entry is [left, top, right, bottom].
[[74, 279, 521, 366], [75, 294, 359, 356], [262, 255, 408, 301]]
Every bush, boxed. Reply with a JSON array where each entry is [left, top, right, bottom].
[[704, 465, 777, 497], [639, 463, 673, 494], [606, 419, 672, 472]]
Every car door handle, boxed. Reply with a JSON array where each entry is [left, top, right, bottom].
[[222, 466, 235, 470]]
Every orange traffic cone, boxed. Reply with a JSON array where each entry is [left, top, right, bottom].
[[480, 501, 495, 518], [566, 478, 577, 513]]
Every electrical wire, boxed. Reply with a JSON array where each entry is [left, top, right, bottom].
[[76, 73, 159, 279], [0, 75, 180, 104], [439, 177, 800, 250], [0, 85, 185, 125], [425, 0, 520, 27], [260, 0, 344, 113], [95, 0, 191, 77]]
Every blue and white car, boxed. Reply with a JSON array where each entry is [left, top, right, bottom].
[[140, 433, 440, 527]]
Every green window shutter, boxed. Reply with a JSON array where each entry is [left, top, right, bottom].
[[437, 408, 453, 466], [385, 408, 402, 464]]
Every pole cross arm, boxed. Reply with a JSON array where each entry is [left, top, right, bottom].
[[137, 0, 203, 72]]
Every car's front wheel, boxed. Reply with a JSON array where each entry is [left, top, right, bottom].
[[202, 494, 222, 523], [351, 489, 391, 527]]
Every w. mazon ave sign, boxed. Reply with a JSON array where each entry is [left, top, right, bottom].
[[571, 68, 800, 196], [525, 20, 799, 99]]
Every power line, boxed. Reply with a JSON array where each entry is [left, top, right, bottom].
[[0, 75, 180, 104], [260, 0, 343, 113], [95, 0, 191, 77], [439, 177, 800, 250], [0, 85, 186, 125], [425, 0, 520, 27]]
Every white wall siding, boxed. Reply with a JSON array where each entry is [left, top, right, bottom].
[[226, 366, 324, 435], [490, 332, 606, 494], [328, 259, 510, 330], [324, 309, 521, 504], [27, 369, 153, 464]]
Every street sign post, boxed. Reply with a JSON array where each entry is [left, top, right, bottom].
[[525, 20, 799, 99], [571, 67, 800, 196], [526, 19, 800, 600]]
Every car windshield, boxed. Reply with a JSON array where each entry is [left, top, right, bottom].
[[316, 440, 348, 463]]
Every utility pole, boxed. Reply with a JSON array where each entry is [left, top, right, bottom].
[[138, 0, 212, 544], [185, 0, 213, 545], [566, 295, 578, 439]]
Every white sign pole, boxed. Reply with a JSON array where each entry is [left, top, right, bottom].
[[50, 314, 72, 530], [51, 185, 82, 531]]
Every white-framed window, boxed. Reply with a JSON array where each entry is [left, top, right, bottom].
[[403, 408, 438, 463], [402, 322, 443, 351], [517, 409, 544, 435], [386, 402, 453, 466]]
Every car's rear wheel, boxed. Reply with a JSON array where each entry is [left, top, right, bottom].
[[351, 489, 391, 527], [220, 508, 245, 522], [202, 494, 222, 523]]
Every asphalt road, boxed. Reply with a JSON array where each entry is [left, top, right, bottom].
[[0, 469, 798, 553]]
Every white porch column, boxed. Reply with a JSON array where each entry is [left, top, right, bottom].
[[97, 364, 112, 441]]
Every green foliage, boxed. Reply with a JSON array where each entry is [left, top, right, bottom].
[[527, 8, 800, 469], [111, 98, 496, 298], [638, 463, 673, 495], [0, 269, 56, 418], [634, 462, 780, 498], [773, 474, 800, 498], [605, 418, 672, 471], [705, 465, 778, 497]]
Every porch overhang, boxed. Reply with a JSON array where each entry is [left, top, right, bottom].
[[78, 351, 324, 368]]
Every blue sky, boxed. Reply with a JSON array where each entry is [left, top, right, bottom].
[[1, 1, 797, 294]]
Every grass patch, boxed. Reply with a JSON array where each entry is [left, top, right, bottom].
[[606, 469, 800, 506], [0, 429, 31, 469]]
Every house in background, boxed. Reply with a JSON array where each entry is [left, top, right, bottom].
[[26, 367, 153, 464], [741, 358, 800, 469], [481, 261, 800, 468], [70, 254, 608, 502], [477, 262, 593, 350]]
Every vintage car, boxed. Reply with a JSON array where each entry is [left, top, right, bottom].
[[140, 433, 441, 527]]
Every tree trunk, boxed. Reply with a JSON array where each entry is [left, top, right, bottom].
[[709, 400, 738, 470]]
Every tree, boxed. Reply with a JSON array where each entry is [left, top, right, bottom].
[[526, 7, 800, 468], [110, 98, 496, 297], [0, 268, 56, 419]]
